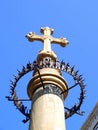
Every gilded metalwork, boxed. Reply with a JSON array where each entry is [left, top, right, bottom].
[[26, 27, 69, 61], [26, 27, 69, 52]]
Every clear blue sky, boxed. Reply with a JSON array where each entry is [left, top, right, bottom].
[[0, 0, 98, 130]]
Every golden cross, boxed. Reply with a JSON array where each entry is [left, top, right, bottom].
[[26, 27, 69, 52]]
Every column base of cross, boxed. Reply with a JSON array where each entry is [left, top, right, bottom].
[[37, 49, 57, 63]]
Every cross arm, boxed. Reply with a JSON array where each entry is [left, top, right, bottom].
[[26, 32, 43, 42], [51, 37, 69, 47]]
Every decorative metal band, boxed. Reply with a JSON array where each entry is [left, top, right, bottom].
[[32, 84, 64, 103], [6, 58, 86, 123]]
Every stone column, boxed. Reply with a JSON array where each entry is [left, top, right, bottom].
[[27, 67, 68, 130], [29, 85, 66, 130]]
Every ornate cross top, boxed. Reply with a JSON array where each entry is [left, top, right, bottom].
[[26, 27, 69, 52]]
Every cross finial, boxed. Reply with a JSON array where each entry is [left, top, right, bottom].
[[26, 27, 69, 52]]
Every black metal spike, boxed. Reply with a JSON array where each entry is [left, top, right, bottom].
[[13, 75, 16, 78], [27, 63, 31, 69], [80, 111, 85, 115], [71, 66, 75, 74], [71, 66, 75, 72], [83, 84, 86, 87], [76, 110, 85, 116], [33, 61, 38, 66], [22, 66, 26, 72], [10, 87, 14, 92], [30, 63, 34, 70], [66, 63, 71, 72], [74, 70, 79, 76], [10, 80, 16, 86], [22, 117, 29, 123], [17, 69, 20, 73], [78, 77, 83, 81], [17, 69, 22, 76], [10, 90, 13, 94], [13, 75, 18, 81], [5, 96, 9, 98], [73, 104, 77, 111], [10, 80, 13, 83], [60, 60, 65, 69], [83, 90, 86, 94], [56, 60, 60, 69], [5, 96, 12, 101], [64, 107, 71, 111], [76, 70, 79, 73], [61, 60, 65, 65], [10, 86, 14, 91], [79, 74, 83, 78], [66, 63, 70, 67], [80, 79, 85, 83], [10, 91, 14, 96]]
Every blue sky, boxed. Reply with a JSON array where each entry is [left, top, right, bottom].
[[0, 0, 98, 130]]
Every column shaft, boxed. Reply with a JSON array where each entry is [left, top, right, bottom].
[[29, 94, 66, 130]]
